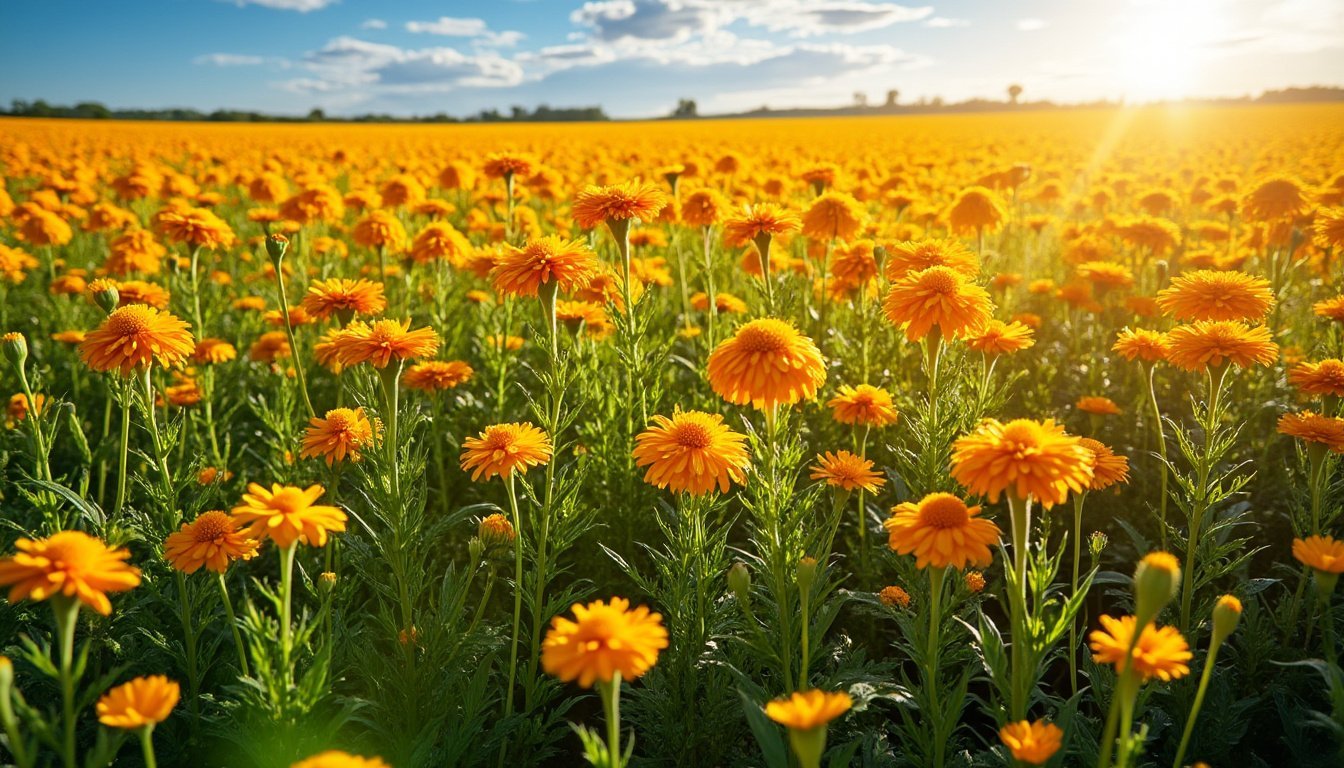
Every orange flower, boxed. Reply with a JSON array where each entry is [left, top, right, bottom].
[[301, 278, 387, 321], [154, 206, 235, 250], [947, 186, 1006, 235], [681, 188, 731, 228], [1089, 615, 1192, 682], [706, 318, 826, 410], [330, 319, 440, 369], [482, 151, 536, 180], [1112, 328, 1170, 363], [999, 720, 1063, 766], [883, 266, 994, 341], [352, 210, 406, 251], [764, 689, 852, 730], [1314, 296, 1344, 323], [878, 585, 912, 607], [164, 511, 259, 574], [1156, 270, 1273, 322], [1277, 411, 1344, 452], [883, 239, 978, 280], [826, 384, 899, 427], [1164, 321, 1277, 371], [1078, 438, 1130, 490], [883, 492, 1001, 569], [951, 418, 1093, 508], [0, 531, 141, 615], [402, 360, 474, 391], [231, 483, 347, 549], [96, 675, 180, 729], [1076, 396, 1121, 415], [408, 221, 472, 265], [633, 410, 750, 496], [541, 597, 668, 687], [460, 422, 552, 481], [1288, 359, 1344, 398], [1293, 535, 1344, 574], [965, 319, 1035, 356], [249, 331, 291, 362], [1076, 260, 1134, 290], [291, 752, 390, 768], [572, 180, 668, 230], [810, 450, 885, 493], [490, 236, 600, 298], [79, 304, 194, 375], [193, 338, 237, 364], [1240, 175, 1310, 221], [801, 192, 866, 241], [722, 203, 801, 248], [301, 407, 379, 465]]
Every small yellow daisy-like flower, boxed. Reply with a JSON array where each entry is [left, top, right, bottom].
[[460, 422, 552, 482], [1112, 327, 1170, 363], [164, 511, 258, 574], [965, 319, 1035, 356], [1089, 615, 1192, 682], [1076, 396, 1122, 415], [951, 418, 1093, 508], [964, 571, 987, 593], [999, 720, 1063, 766], [883, 492, 1001, 570], [541, 597, 668, 688], [810, 450, 885, 494], [301, 407, 379, 465], [632, 410, 750, 496], [96, 675, 180, 729], [230, 483, 347, 549], [290, 751, 391, 768]]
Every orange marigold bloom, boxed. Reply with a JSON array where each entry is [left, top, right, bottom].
[[1314, 296, 1344, 323], [883, 266, 994, 341], [0, 244, 38, 283], [164, 511, 259, 574], [1288, 359, 1344, 398], [19, 208, 73, 246], [826, 384, 899, 427], [402, 359, 474, 391], [408, 221, 472, 265], [801, 191, 866, 241], [1112, 328, 1170, 363], [883, 492, 1001, 569], [352, 210, 406, 251], [947, 186, 1007, 235], [965, 571, 987, 592], [878, 585, 912, 607], [951, 418, 1093, 508], [0, 531, 141, 615], [1076, 260, 1134, 289], [301, 278, 387, 321], [249, 331, 291, 363], [1314, 207, 1344, 249], [882, 239, 979, 280], [965, 319, 1035, 356], [105, 229, 166, 276], [490, 236, 600, 298], [541, 597, 668, 687], [482, 151, 536, 180], [1277, 411, 1344, 452], [572, 180, 668, 230], [460, 422, 552, 481], [810, 450, 885, 493], [1077, 396, 1121, 415], [1089, 615, 1192, 682], [681, 188, 732, 228], [330, 319, 440, 369], [764, 689, 852, 731], [231, 483, 347, 549], [79, 304, 194, 375], [301, 407, 378, 465], [706, 318, 826, 410], [1293, 535, 1344, 574], [112, 279, 171, 309], [999, 720, 1064, 766], [291, 752, 391, 768], [1156, 269, 1274, 322], [556, 299, 614, 339], [1078, 438, 1130, 490], [1164, 321, 1277, 371], [690, 291, 748, 314], [632, 410, 750, 496], [96, 675, 180, 730], [722, 203, 801, 248], [1240, 175, 1310, 221], [192, 338, 236, 364], [154, 206, 235, 250]]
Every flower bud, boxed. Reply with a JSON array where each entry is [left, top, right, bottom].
[[796, 557, 818, 593], [1, 332, 28, 369], [478, 513, 516, 556], [88, 279, 120, 314], [1089, 531, 1109, 560], [0, 655, 11, 693], [468, 537, 485, 563], [1133, 551, 1181, 625], [319, 571, 337, 593], [727, 561, 751, 602], [265, 233, 290, 263], [1211, 594, 1242, 644], [787, 725, 829, 768], [964, 571, 986, 594], [878, 585, 911, 608], [1313, 568, 1341, 601]]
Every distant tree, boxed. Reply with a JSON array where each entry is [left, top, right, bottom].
[[1008, 84, 1023, 104], [853, 91, 868, 107], [307, 108, 326, 121], [930, 96, 944, 107], [511, 105, 527, 120], [886, 89, 899, 107], [672, 98, 698, 118]]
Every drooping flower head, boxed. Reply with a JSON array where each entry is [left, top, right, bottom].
[[965, 319, 1035, 356], [231, 483, 347, 549], [999, 720, 1064, 766], [1164, 321, 1277, 371], [96, 675, 180, 729], [1156, 270, 1274, 322], [301, 278, 386, 322], [164, 511, 259, 574], [409, 221, 472, 265], [883, 266, 994, 341], [1240, 175, 1310, 221], [352, 210, 407, 252], [883, 492, 1001, 569], [79, 304, 194, 375], [0, 531, 141, 615], [706, 318, 826, 410], [801, 191, 866, 241], [541, 597, 668, 687], [722, 203, 801, 249], [681, 188, 732, 228], [947, 186, 1007, 235], [1077, 438, 1130, 491], [572, 180, 668, 231], [460, 422, 552, 481], [951, 418, 1093, 508], [632, 410, 750, 496]]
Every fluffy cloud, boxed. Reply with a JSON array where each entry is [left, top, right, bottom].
[[360, 19, 387, 30], [743, 3, 933, 37], [570, 0, 929, 42], [278, 36, 523, 97], [194, 53, 268, 66], [405, 16, 526, 46], [228, 0, 337, 12]]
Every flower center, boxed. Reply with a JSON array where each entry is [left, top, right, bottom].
[[918, 494, 970, 528], [105, 306, 155, 336], [735, 321, 791, 354], [267, 488, 309, 515], [917, 267, 959, 294], [671, 422, 713, 450], [192, 511, 231, 542]]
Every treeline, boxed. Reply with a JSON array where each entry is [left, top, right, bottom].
[[0, 100, 610, 123]]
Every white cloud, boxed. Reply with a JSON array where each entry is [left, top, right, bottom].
[[570, 1, 928, 43], [924, 17, 969, 28], [194, 53, 267, 66], [1016, 18, 1048, 31], [229, 0, 338, 12], [743, 3, 933, 37], [277, 36, 525, 99], [360, 19, 387, 30], [405, 16, 526, 46]]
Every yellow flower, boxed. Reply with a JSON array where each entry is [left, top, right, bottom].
[[883, 266, 994, 341], [883, 492, 1001, 570], [79, 304, 195, 375], [460, 422, 552, 481], [633, 410, 750, 496], [965, 320, 1035, 356], [764, 689, 852, 730], [801, 192, 866, 241], [164, 511, 259, 574], [706, 318, 826, 410], [1156, 269, 1273, 322], [96, 675, 180, 729], [0, 531, 141, 615], [1112, 328, 1169, 363], [541, 597, 668, 687], [1089, 615, 1192, 682], [301, 407, 379, 465], [572, 180, 668, 229], [1076, 396, 1122, 415], [951, 418, 1093, 508], [826, 384, 899, 427], [490, 236, 600, 298], [947, 186, 1006, 235], [329, 319, 440, 369], [231, 483, 347, 549], [883, 239, 978, 280], [810, 450, 885, 493], [1077, 438, 1130, 490], [878, 585, 912, 608], [1293, 535, 1344, 574], [291, 751, 391, 768], [1164, 321, 1278, 371], [301, 278, 387, 321], [999, 720, 1063, 765]]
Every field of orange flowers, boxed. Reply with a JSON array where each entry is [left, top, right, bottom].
[[1, 103, 1343, 768]]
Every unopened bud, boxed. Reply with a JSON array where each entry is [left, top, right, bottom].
[[1211, 594, 1242, 644], [88, 280, 121, 313], [1133, 551, 1181, 625], [796, 557, 818, 593], [265, 233, 290, 263], [1089, 531, 1109, 560], [1, 333, 28, 369], [728, 561, 751, 602], [319, 571, 337, 593]]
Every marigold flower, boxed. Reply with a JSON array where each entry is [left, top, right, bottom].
[[193, 338, 237, 364], [402, 360, 474, 391], [690, 291, 748, 314], [330, 319, 439, 369], [801, 192, 866, 241], [154, 206, 234, 250], [302, 407, 378, 465], [291, 751, 390, 768], [96, 675, 180, 729], [1076, 260, 1134, 289], [1077, 438, 1130, 490], [883, 265, 994, 341], [764, 689, 852, 730], [706, 318, 826, 410], [633, 410, 750, 496], [460, 422, 552, 481], [541, 597, 668, 687], [1293, 535, 1344, 574], [965, 571, 987, 593], [408, 221, 472, 265], [1314, 296, 1344, 323], [1277, 411, 1344, 452], [1164, 321, 1277, 371], [301, 278, 387, 321], [0, 244, 38, 283], [79, 304, 194, 375], [231, 483, 347, 549], [951, 418, 1093, 508], [352, 210, 406, 252], [1240, 175, 1310, 221], [556, 299, 614, 339], [572, 180, 668, 230], [883, 492, 1001, 570], [826, 384, 899, 427], [878, 585, 911, 608], [1077, 396, 1121, 415], [249, 331, 291, 362], [965, 319, 1035, 356], [20, 208, 74, 246], [1089, 615, 1192, 682], [0, 531, 141, 615], [1288, 359, 1344, 398], [483, 151, 536, 180], [1112, 328, 1170, 363], [999, 720, 1063, 766], [883, 239, 978, 280], [105, 229, 166, 276], [681, 188, 731, 228], [1315, 207, 1344, 249], [1156, 269, 1274, 322], [477, 513, 516, 550], [491, 236, 600, 298], [164, 511, 258, 574], [723, 203, 801, 248], [947, 186, 1006, 235], [810, 450, 885, 493]]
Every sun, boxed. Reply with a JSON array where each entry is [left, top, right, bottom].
[[1114, 0, 1226, 102]]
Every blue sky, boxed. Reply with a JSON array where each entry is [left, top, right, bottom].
[[2, 0, 1341, 118]]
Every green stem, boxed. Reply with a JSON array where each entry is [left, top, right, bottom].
[[112, 387, 131, 520], [799, 573, 811, 690], [1070, 494, 1086, 698], [602, 674, 624, 767], [498, 476, 524, 768], [174, 572, 200, 737], [1172, 637, 1223, 768], [1180, 365, 1227, 631], [54, 597, 79, 768], [1145, 364, 1169, 549], [279, 543, 297, 673], [217, 573, 249, 677], [275, 263, 315, 418], [1008, 493, 1032, 720], [139, 725, 158, 768], [927, 566, 946, 768]]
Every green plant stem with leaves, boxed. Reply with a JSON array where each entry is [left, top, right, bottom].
[[53, 596, 80, 768], [1007, 493, 1033, 721], [926, 565, 947, 768], [175, 571, 201, 737], [217, 573, 249, 677], [1179, 364, 1229, 631], [1144, 362, 1170, 548], [499, 474, 524, 767]]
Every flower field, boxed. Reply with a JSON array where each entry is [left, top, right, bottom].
[[1, 103, 1343, 767]]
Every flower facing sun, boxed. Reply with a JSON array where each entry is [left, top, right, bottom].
[[572, 180, 668, 230], [329, 319, 440, 369], [96, 675, 180, 730], [810, 450, 885, 493], [301, 278, 386, 322], [883, 266, 994, 341], [1156, 269, 1274, 322], [541, 597, 668, 687], [490, 236, 600, 298], [164, 511, 259, 574], [231, 483, 347, 549], [706, 318, 826, 410], [79, 304, 194, 375], [460, 422, 553, 482], [951, 418, 1093, 508], [1089, 615, 1191, 682], [883, 492, 1001, 570], [301, 407, 379, 465], [633, 410, 750, 496]]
